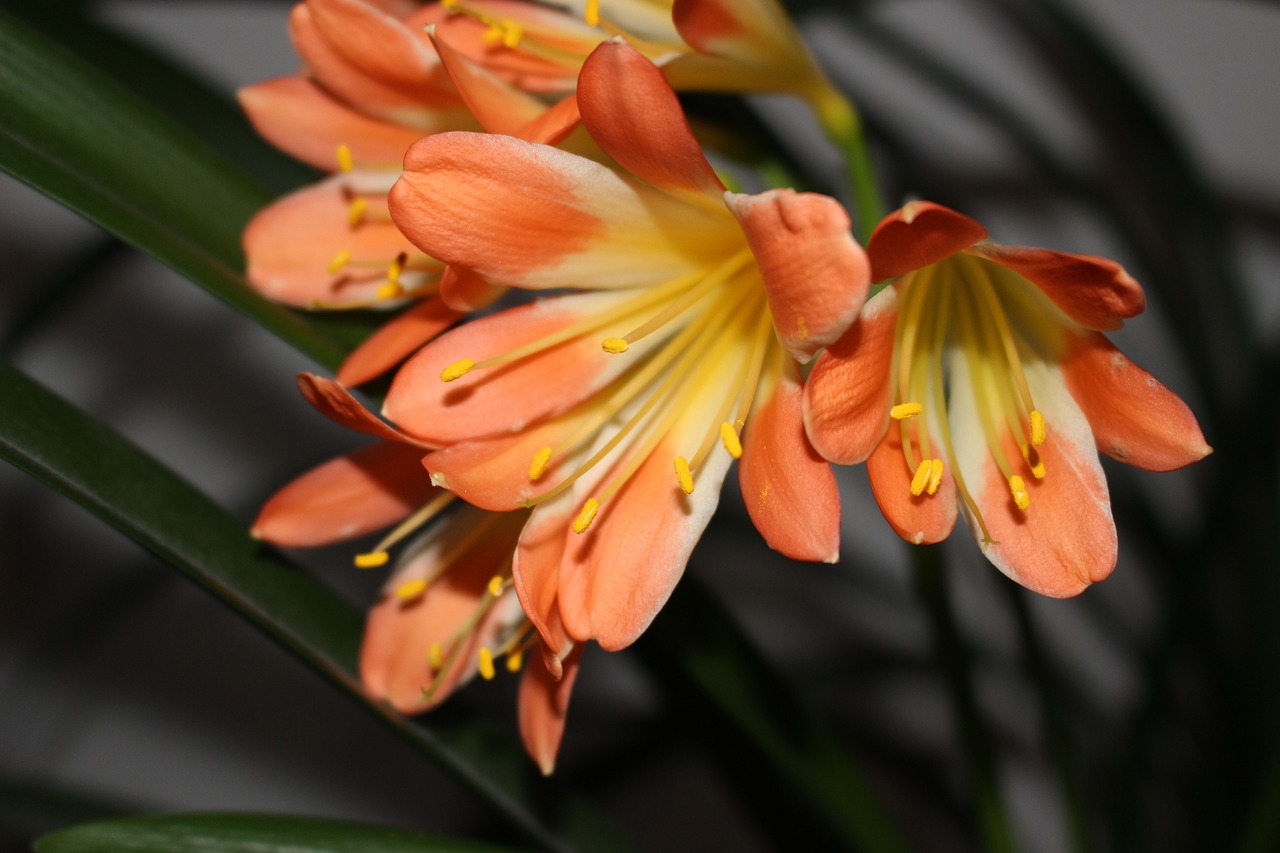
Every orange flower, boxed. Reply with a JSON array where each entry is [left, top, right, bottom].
[[383, 42, 868, 650], [253, 373, 580, 774], [803, 201, 1212, 596]]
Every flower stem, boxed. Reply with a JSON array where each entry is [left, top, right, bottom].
[[811, 85, 885, 242], [911, 544, 1016, 853]]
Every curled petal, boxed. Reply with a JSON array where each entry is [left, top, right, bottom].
[[336, 298, 463, 387], [252, 441, 434, 547], [578, 41, 724, 198], [802, 288, 898, 464], [969, 243, 1146, 332], [673, 0, 810, 67], [1062, 333, 1212, 471], [439, 266, 507, 312], [865, 419, 957, 545], [238, 77, 423, 171], [513, 500, 575, 666], [297, 372, 429, 447], [519, 644, 583, 776], [739, 366, 840, 562], [726, 188, 868, 363], [867, 201, 987, 282]]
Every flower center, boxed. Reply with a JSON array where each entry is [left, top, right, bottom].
[[890, 253, 1062, 542]]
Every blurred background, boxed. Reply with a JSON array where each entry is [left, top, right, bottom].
[[1, 1, 1276, 851]]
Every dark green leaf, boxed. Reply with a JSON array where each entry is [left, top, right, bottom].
[[33, 813, 518, 853], [0, 362, 629, 853]]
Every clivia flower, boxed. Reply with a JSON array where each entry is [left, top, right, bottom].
[[383, 41, 869, 651], [253, 373, 581, 774], [802, 201, 1212, 596]]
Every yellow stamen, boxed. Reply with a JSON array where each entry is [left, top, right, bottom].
[[529, 446, 552, 481], [506, 649, 524, 672], [363, 491, 456, 564], [346, 197, 368, 227], [327, 249, 352, 274], [720, 422, 743, 459], [395, 578, 428, 600], [355, 551, 389, 569], [891, 402, 923, 420], [572, 498, 599, 534], [926, 458, 944, 495], [585, 0, 600, 26], [910, 459, 932, 496], [1009, 475, 1030, 511], [478, 647, 495, 681], [1021, 444, 1046, 479], [428, 642, 443, 669], [1029, 410, 1046, 446], [601, 337, 629, 354], [487, 575, 505, 597], [375, 282, 403, 301], [336, 144, 354, 173], [441, 358, 474, 382], [674, 456, 694, 494]]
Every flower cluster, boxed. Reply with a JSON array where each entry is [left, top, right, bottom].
[[244, 0, 1208, 772]]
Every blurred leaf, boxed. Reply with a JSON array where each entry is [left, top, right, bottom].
[[33, 813, 517, 853], [0, 780, 133, 841], [0, 9, 349, 371], [0, 362, 630, 853]]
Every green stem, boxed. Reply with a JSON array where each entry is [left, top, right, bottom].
[[811, 85, 885, 242], [911, 545, 1016, 853]]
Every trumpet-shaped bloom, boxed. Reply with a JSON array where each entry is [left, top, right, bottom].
[[253, 373, 580, 773], [803, 201, 1211, 596], [385, 42, 868, 651]]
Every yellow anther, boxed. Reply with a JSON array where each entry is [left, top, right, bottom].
[[1009, 475, 1030, 511], [487, 575, 505, 597], [926, 458, 944, 495], [428, 642, 443, 669], [719, 422, 743, 459], [326, 249, 352, 274], [529, 446, 552, 481], [506, 649, 524, 673], [478, 647, 495, 681], [1030, 410, 1046, 446], [336, 144, 354, 173], [395, 578, 427, 600], [346, 197, 368, 227], [584, 0, 600, 26], [440, 358, 474, 382], [891, 402, 923, 420], [375, 282, 403, 301], [441, 0, 458, 7], [601, 337, 629, 354], [572, 498, 600, 534], [355, 550, 389, 569], [502, 22, 523, 48], [674, 456, 694, 495], [388, 253, 406, 283], [910, 459, 932, 496], [1021, 444, 1046, 479]]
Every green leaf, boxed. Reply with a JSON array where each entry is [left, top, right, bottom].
[[0, 362, 629, 853], [33, 813, 518, 853], [0, 9, 348, 372]]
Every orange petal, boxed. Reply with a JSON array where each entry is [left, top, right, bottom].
[[865, 419, 958, 545], [392, 133, 737, 291], [867, 201, 987, 282], [726, 188, 868, 363], [513, 501, 575, 663], [558, 434, 735, 650], [238, 77, 424, 172], [242, 175, 420, 307], [336, 298, 463, 387], [1062, 332, 1211, 471], [359, 508, 526, 711], [293, 0, 466, 124], [577, 41, 723, 198], [422, 416, 577, 510], [968, 243, 1146, 332], [519, 644, 583, 775], [739, 367, 840, 562], [439, 266, 507, 312], [384, 292, 631, 444], [431, 0, 594, 92], [252, 441, 435, 547], [296, 372, 430, 447], [801, 288, 898, 464]]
